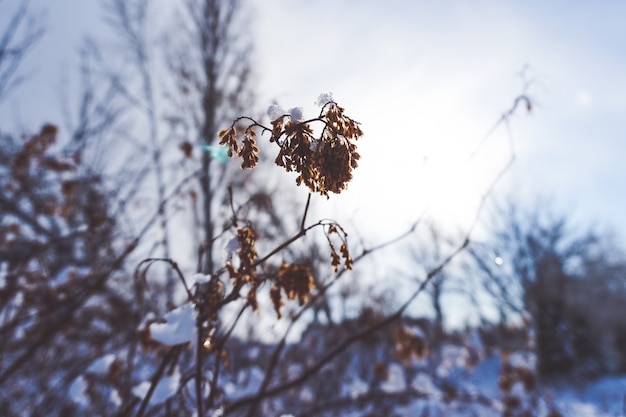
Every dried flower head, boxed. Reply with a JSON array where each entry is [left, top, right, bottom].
[[218, 97, 363, 197], [240, 130, 259, 169], [233, 226, 258, 282], [270, 263, 315, 319], [179, 141, 193, 158], [393, 326, 428, 363], [325, 223, 353, 272], [270, 284, 284, 319], [218, 126, 260, 169], [498, 351, 539, 417], [11, 124, 60, 183], [279, 263, 314, 304], [223, 226, 261, 310]]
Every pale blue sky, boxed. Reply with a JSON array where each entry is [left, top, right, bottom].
[[251, 0, 626, 243], [3, 0, 626, 246]]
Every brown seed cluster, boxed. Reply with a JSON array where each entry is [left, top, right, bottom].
[[274, 103, 362, 196], [197, 278, 224, 322], [218, 126, 259, 169], [178, 140, 193, 158], [225, 226, 260, 309], [498, 352, 536, 394], [326, 223, 353, 272], [393, 326, 428, 363], [218, 100, 363, 197], [497, 351, 547, 417], [11, 124, 61, 183], [270, 263, 315, 318], [5, 125, 106, 225], [216, 99, 360, 319], [239, 130, 260, 169]]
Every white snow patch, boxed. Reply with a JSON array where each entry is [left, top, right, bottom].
[[314, 92, 334, 107], [380, 362, 406, 393], [299, 386, 314, 402], [189, 273, 211, 285], [87, 354, 116, 375], [395, 400, 448, 417], [0, 262, 7, 288], [342, 376, 369, 399], [225, 366, 266, 399], [266, 104, 286, 121], [289, 107, 304, 123], [53, 266, 90, 285], [226, 236, 240, 252], [150, 303, 197, 346], [437, 344, 467, 378], [411, 372, 443, 398], [309, 139, 320, 152], [509, 351, 535, 370], [109, 389, 122, 406], [248, 346, 260, 360], [132, 367, 181, 405], [287, 363, 302, 379], [139, 312, 156, 329], [69, 376, 90, 407]]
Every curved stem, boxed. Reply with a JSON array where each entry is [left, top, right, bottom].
[[300, 193, 312, 231]]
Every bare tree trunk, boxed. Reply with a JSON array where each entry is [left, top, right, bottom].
[[185, 0, 251, 274], [199, 24, 217, 273]]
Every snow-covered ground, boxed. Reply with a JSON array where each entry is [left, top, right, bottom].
[[68, 315, 626, 416], [551, 375, 626, 417], [464, 355, 626, 417]]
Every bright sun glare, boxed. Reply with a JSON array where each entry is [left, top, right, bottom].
[[342, 109, 513, 237]]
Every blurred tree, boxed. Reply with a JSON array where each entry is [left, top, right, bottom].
[[0, 1, 43, 104], [101, 0, 174, 280], [0, 123, 136, 415], [92, 0, 256, 304], [470, 197, 626, 378], [0, 4, 136, 415], [405, 220, 457, 348], [162, 0, 254, 275]]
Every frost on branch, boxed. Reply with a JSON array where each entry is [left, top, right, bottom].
[[218, 96, 363, 197]]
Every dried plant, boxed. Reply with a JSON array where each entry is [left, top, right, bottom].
[[219, 98, 363, 197]]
